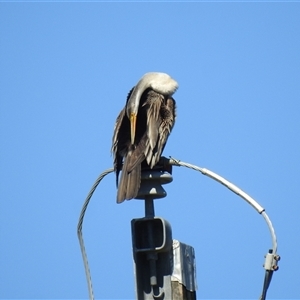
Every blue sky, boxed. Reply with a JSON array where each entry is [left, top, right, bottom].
[[1, 2, 300, 299]]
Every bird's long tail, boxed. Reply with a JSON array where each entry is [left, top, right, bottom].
[[117, 152, 142, 203]]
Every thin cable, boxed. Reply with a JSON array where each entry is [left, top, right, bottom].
[[167, 156, 279, 299], [259, 213, 279, 300], [260, 270, 274, 300], [168, 157, 278, 255], [77, 168, 114, 300], [261, 212, 278, 255]]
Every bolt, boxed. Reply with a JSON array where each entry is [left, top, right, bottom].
[[272, 265, 279, 271]]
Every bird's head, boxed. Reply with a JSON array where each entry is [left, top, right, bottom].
[[126, 72, 178, 145]]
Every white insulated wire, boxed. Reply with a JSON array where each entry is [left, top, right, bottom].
[[261, 211, 278, 256], [168, 157, 278, 256]]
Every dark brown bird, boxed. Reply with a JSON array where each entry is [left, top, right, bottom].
[[112, 72, 178, 203]]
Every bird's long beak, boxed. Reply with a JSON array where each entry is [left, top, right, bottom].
[[130, 112, 137, 145]]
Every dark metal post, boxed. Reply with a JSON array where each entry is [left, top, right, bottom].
[[131, 165, 197, 299]]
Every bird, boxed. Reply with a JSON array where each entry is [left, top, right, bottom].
[[112, 72, 178, 203]]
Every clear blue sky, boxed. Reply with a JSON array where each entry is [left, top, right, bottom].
[[1, 2, 299, 299]]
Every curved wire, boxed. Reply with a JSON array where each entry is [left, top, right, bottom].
[[77, 168, 114, 300], [167, 156, 278, 255], [261, 212, 277, 257], [166, 156, 279, 300], [260, 269, 273, 300]]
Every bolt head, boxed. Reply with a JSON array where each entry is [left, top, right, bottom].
[[273, 265, 279, 271]]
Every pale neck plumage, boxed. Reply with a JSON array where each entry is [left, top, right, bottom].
[[126, 72, 178, 116]]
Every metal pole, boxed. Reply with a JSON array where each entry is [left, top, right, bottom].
[[131, 165, 197, 299]]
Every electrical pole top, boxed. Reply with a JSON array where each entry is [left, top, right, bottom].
[[131, 165, 197, 300]]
